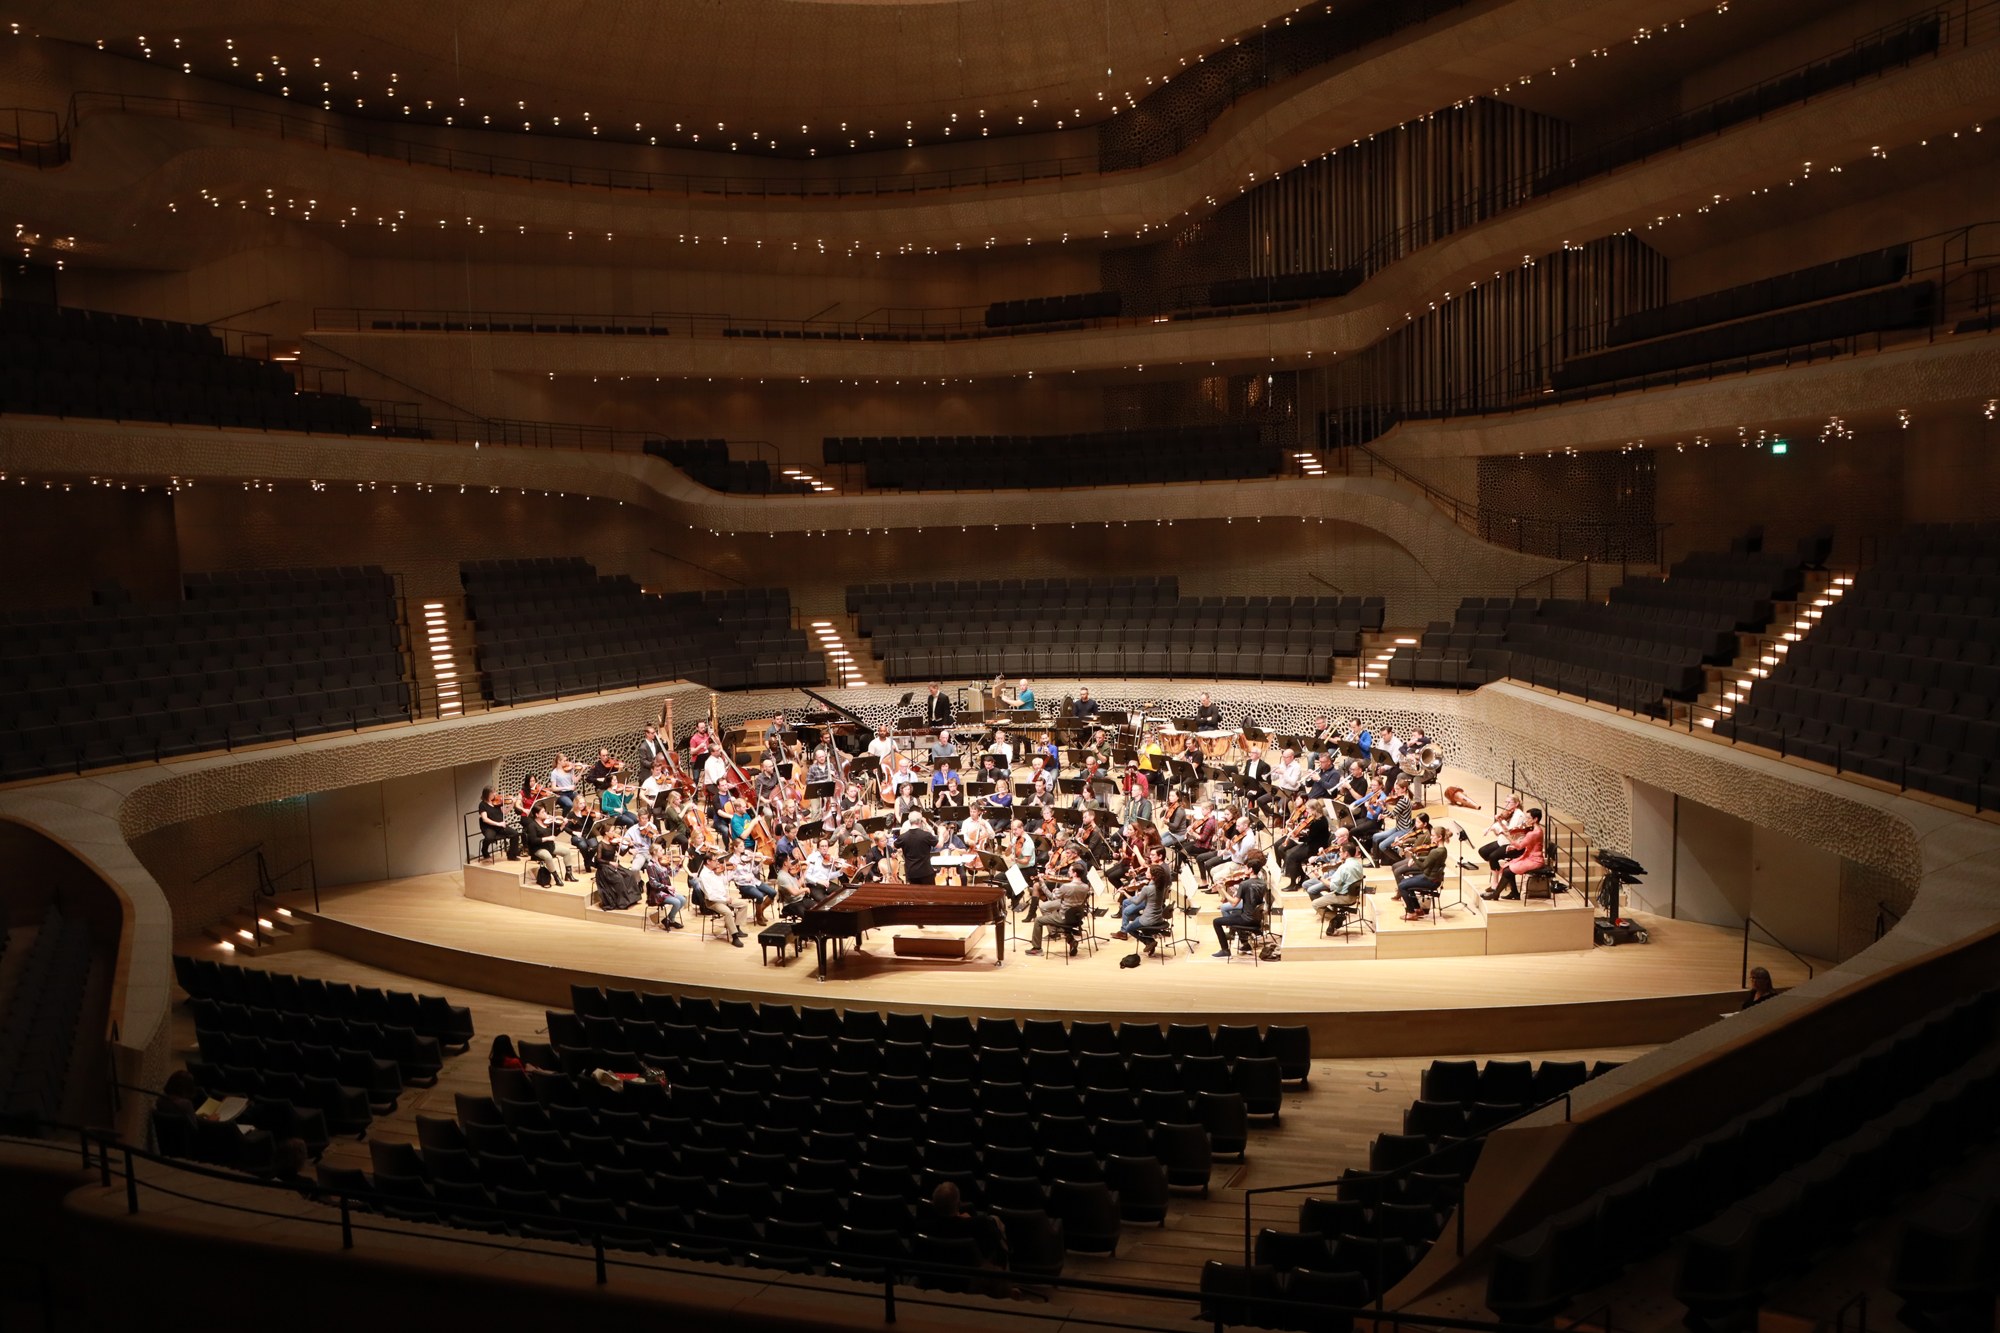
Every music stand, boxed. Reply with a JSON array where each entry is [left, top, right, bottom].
[[1098, 710, 1129, 726], [934, 804, 971, 823], [1090, 777, 1120, 807], [804, 780, 836, 801], [1053, 807, 1083, 827], [964, 779, 996, 797], [1058, 777, 1085, 800], [1013, 781, 1039, 801], [896, 691, 914, 707], [860, 815, 889, 834], [848, 754, 881, 777]]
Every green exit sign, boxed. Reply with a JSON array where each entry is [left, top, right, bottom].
[[1770, 440, 1789, 455]]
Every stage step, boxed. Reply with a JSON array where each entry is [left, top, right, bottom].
[[203, 903, 312, 955]]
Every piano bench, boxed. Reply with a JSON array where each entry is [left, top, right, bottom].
[[757, 921, 799, 965]]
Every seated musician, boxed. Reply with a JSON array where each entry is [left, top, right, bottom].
[[924, 682, 954, 729], [1076, 812, 1122, 883], [931, 768, 964, 808], [1376, 726, 1405, 770], [1240, 744, 1273, 784], [548, 754, 579, 814], [1035, 731, 1060, 769], [962, 808, 995, 854], [988, 728, 1014, 770], [836, 782, 867, 819], [619, 814, 658, 864], [860, 829, 896, 882], [1369, 778, 1418, 864], [1156, 791, 1189, 849], [928, 727, 959, 765], [693, 852, 755, 946], [1197, 814, 1257, 886], [1075, 757, 1112, 810], [727, 839, 775, 923], [978, 757, 1013, 812], [638, 761, 671, 814], [1025, 859, 1092, 957], [1112, 858, 1165, 943], [476, 788, 520, 860], [639, 723, 673, 774], [563, 795, 604, 872], [867, 726, 897, 762], [653, 789, 689, 846], [1025, 755, 1055, 806], [1306, 839, 1368, 918], [1272, 748, 1305, 802], [894, 781, 925, 825], [699, 748, 730, 805], [1483, 808, 1545, 902], [1278, 798, 1331, 888], [1348, 777, 1388, 848], [802, 838, 848, 897], [1072, 687, 1099, 721], [584, 747, 625, 793], [1305, 752, 1343, 801], [1397, 827, 1450, 920], [1194, 693, 1222, 730], [895, 812, 940, 887], [1211, 849, 1270, 958], [805, 748, 835, 786], [753, 757, 783, 806], [1000, 819, 1037, 874], [643, 850, 686, 930], [1119, 762, 1153, 826], [522, 806, 576, 885], [1176, 733, 1207, 794], [763, 712, 790, 758], [515, 772, 547, 823]]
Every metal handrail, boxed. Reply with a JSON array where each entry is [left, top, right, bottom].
[[0, 1116, 1594, 1333], [1239, 1091, 1575, 1288], [1742, 915, 1818, 988]]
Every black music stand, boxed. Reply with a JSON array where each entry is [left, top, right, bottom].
[[934, 804, 971, 823], [1097, 710, 1129, 727], [860, 815, 889, 834], [804, 780, 836, 801], [1013, 781, 1039, 802], [1053, 807, 1084, 827], [964, 780, 996, 798], [848, 754, 881, 777], [1058, 777, 1085, 804]]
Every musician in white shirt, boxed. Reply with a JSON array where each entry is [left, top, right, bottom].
[[867, 726, 898, 762], [1272, 748, 1305, 796], [989, 728, 1014, 769], [695, 853, 756, 944]]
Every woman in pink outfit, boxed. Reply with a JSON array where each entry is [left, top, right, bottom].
[[1483, 808, 1545, 901]]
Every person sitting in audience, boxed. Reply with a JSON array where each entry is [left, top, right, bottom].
[[1741, 966, 1779, 1008], [1483, 808, 1544, 901], [920, 1180, 1010, 1282], [1211, 849, 1269, 958], [476, 788, 519, 860], [694, 852, 755, 946]]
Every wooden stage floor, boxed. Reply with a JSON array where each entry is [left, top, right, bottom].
[[294, 870, 1817, 1056]]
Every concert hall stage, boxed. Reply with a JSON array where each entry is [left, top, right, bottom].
[[289, 870, 1817, 1058]]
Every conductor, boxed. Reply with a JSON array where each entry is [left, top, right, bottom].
[[897, 813, 940, 886]]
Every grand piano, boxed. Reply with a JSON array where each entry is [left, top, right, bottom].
[[794, 881, 1009, 980]]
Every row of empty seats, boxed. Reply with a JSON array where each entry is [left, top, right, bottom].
[[1720, 524, 2000, 805], [1390, 540, 1806, 706], [0, 904, 97, 1131], [642, 438, 814, 494], [0, 567, 410, 782], [852, 579, 1382, 684], [0, 301, 375, 434], [822, 423, 1280, 490], [461, 559, 824, 704]]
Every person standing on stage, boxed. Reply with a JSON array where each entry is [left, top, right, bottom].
[[896, 813, 939, 886]]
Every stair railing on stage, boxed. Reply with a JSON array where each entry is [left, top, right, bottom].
[[1741, 915, 1817, 989]]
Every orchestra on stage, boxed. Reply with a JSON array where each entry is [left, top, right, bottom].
[[471, 683, 1459, 973]]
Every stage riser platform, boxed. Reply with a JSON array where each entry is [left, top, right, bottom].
[[463, 859, 647, 930], [298, 900, 1746, 1058]]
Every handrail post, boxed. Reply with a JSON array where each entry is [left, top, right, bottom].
[[122, 1146, 138, 1213], [882, 1269, 897, 1324], [593, 1231, 607, 1284], [1741, 917, 1752, 988], [340, 1193, 353, 1249]]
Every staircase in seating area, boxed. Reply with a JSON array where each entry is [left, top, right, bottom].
[[1694, 568, 1853, 732], [787, 588, 877, 688], [1350, 628, 1416, 689], [405, 594, 480, 717], [203, 899, 312, 956]]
